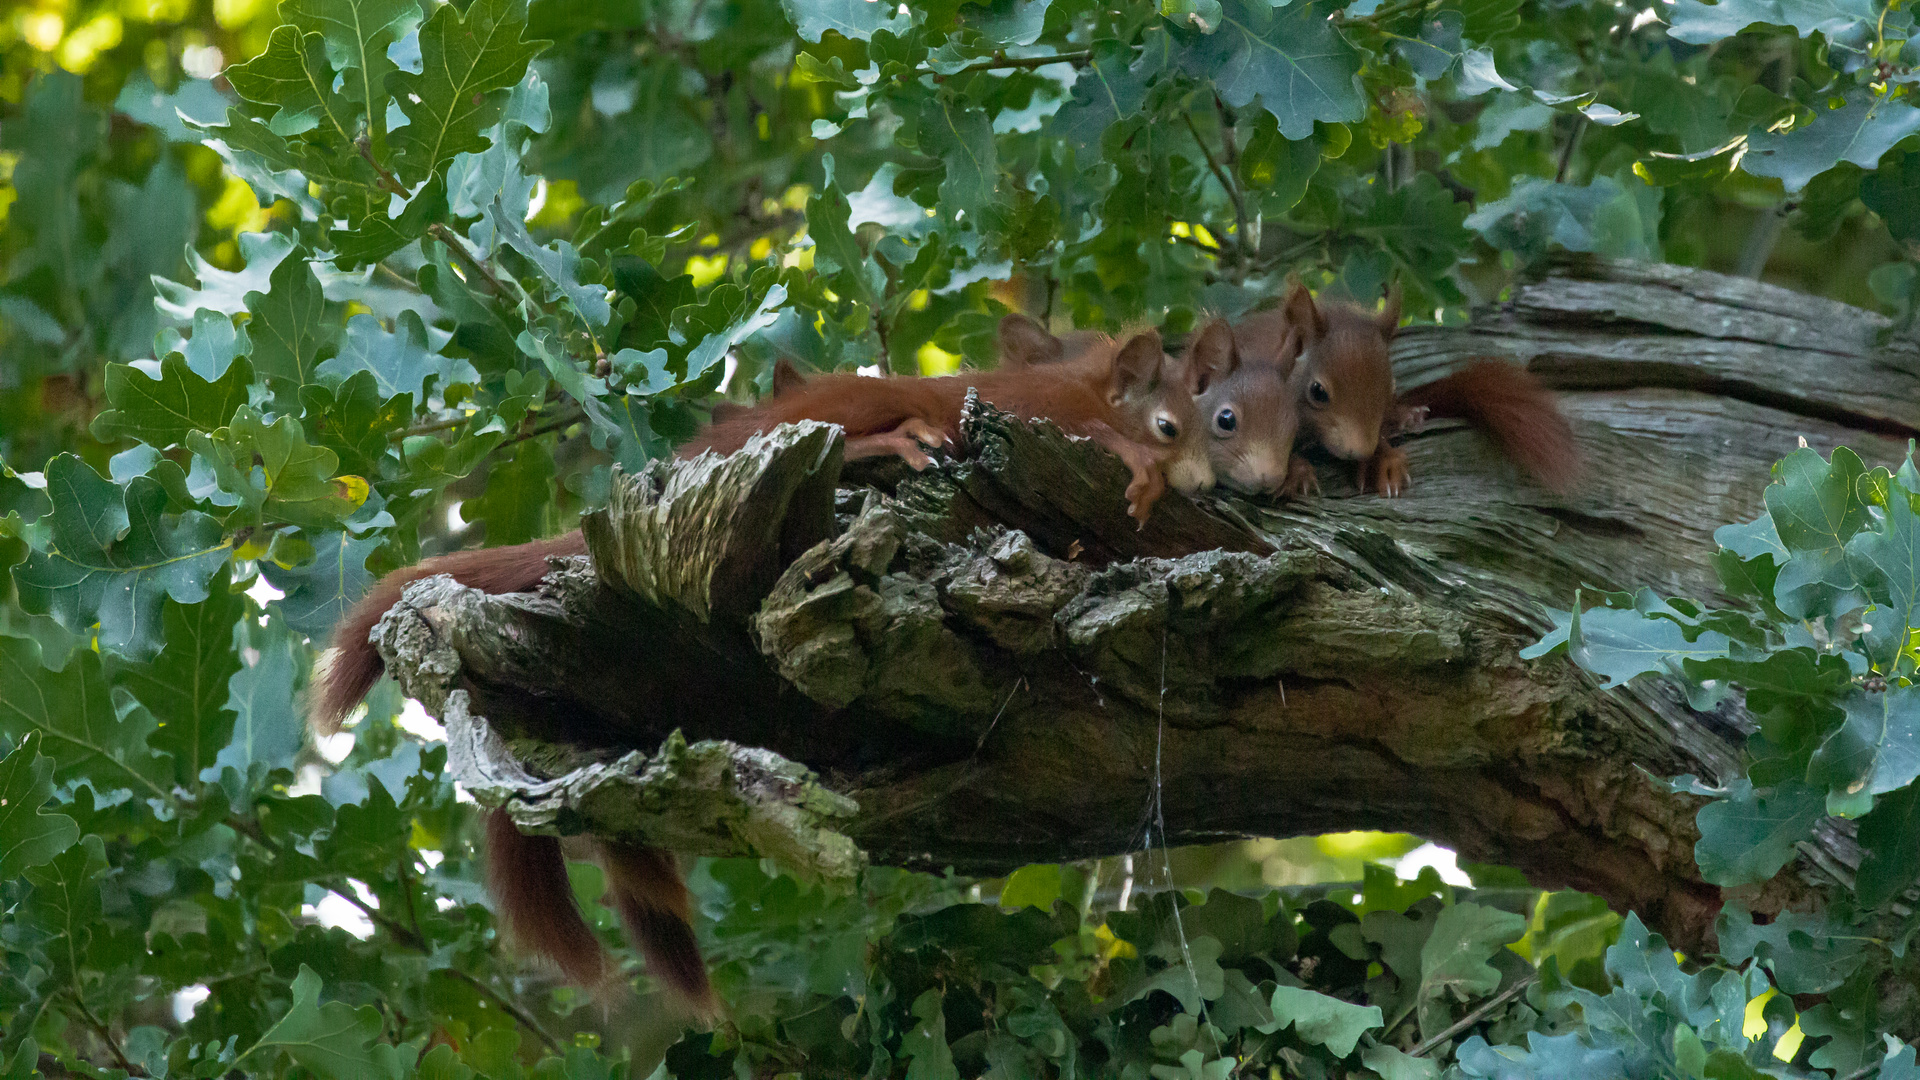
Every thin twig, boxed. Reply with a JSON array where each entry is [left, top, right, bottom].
[[1214, 93, 1255, 271], [1181, 111, 1250, 279], [355, 135, 408, 198], [328, 884, 565, 1056], [1554, 117, 1588, 184], [1407, 972, 1539, 1058], [66, 991, 141, 1076], [429, 223, 512, 300], [1171, 232, 1227, 257], [1838, 1061, 1884, 1080]]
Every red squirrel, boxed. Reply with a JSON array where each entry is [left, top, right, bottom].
[[308, 317, 1234, 1013], [684, 318, 1237, 521], [1207, 281, 1580, 497]]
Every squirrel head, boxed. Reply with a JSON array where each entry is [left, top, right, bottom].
[[1195, 320, 1299, 495], [1284, 280, 1400, 462], [1103, 327, 1214, 495]]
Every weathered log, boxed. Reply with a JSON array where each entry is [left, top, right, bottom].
[[371, 255, 1920, 1001]]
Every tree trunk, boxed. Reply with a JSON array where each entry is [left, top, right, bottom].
[[374, 254, 1920, 965]]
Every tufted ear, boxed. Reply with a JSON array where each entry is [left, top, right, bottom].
[[1377, 284, 1403, 339], [1282, 278, 1328, 345], [1184, 318, 1239, 395], [1107, 329, 1165, 403], [997, 313, 1066, 368], [770, 357, 807, 396]]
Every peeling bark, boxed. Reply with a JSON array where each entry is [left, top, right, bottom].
[[372, 255, 1920, 977]]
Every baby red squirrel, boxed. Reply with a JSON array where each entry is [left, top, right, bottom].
[[1205, 281, 1581, 497], [686, 316, 1237, 522], [308, 316, 1235, 1014]]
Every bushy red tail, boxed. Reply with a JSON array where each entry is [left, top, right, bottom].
[[1400, 361, 1581, 493], [485, 808, 611, 988], [600, 842, 719, 1018], [310, 533, 590, 734]]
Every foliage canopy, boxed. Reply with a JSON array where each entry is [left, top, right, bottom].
[[2, 0, 1920, 1075]]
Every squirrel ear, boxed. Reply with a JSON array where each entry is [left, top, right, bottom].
[[1108, 329, 1165, 401], [1377, 284, 1403, 339], [1183, 318, 1238, 395], [771, 357, 806, 397], [997, 313, 1065, 369], [1283, 279, 1328, 344]]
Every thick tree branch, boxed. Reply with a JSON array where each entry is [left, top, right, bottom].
[[373, 257, 1920, 1016]]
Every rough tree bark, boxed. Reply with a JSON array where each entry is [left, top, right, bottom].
[[372, 255, 1920, 995]]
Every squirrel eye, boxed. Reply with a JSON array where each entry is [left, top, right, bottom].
[[1308, 380, 1331, 407], [1156, 417, 1179, 439], [1215, 408, 1237, 433]]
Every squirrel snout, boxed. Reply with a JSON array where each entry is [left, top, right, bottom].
[[1167, 453, 1216, 495]]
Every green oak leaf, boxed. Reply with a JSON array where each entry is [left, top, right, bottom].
[[809, 154, 885, 312], [1715, 511, 1787, 562], [116, 570, 244, 785], [282, 0, 423, 150], [172, 307, 253, 380], [152, 229, 298, 325], [1524, 601, 1733, 688], [1765, 446, 1872, 618], [899, 987, 959, 1080], [1050, 38, 1158, 148], [916, 94, 1006, 232], [91, 354, 254, 450], [1855, 780, 1920, 907], [1261, 985, 1383, 1058], [682, 281, 789, 382], [1464, 174, 1662, 260], [1716, 905, 1867, 994], [19, 834, 107, 984], [329, 175, 449, 271], [1417, 902, 1526, 1012], [260, 529, 381, 640], [300, 371, 412, 480], [1666, 0, 1876, 44], [486, 197, 612, 332], [1808, 685, 1920, 810], [242, 245, 333, 402], [1743, 95, 1920, 194], [1846, 478, 1920, 669], [214, 624, 306, 775], [188, 407, 369, 531], [0, 734, 80, 879], [192, 107, 326, 216], [1398, 9, 1463, 81], [782, 0, 913, 42], [0, 636, 170, 797], [12, 455, 231, 661], [225, 25, 352, 138], [1694, 778, 1825, 885], [316, 310, 475, 404], [459, 439, 554, 546], [386, 0, 547, 184], [1862, 150, 1920, 247], [242, 966, 407, 1080], [1174, 0, 1365, 141]]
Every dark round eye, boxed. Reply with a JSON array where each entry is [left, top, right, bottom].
[[1308, 381, 1331, 407], [1214, 407, 1237, 433], [1156, 417, 1179, 439]]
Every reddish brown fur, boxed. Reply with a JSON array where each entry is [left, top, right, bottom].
[[600, 842, 718, 1016], [312, 533, 588, 735], [485, 808, 610, 989], [1401, 361, 1581, 493]]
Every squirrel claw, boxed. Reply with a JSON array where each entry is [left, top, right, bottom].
[[1360, 446, 1411, 497], [1280, 457, 1320, 499]]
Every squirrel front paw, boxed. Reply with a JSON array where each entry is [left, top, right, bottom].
[[1280, 456, 1321, 498], [1360, 446, 1411, 497]]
